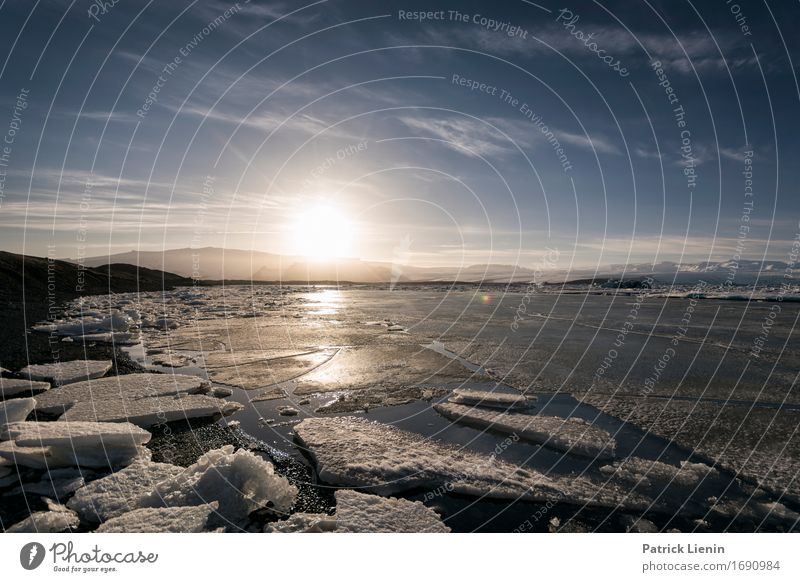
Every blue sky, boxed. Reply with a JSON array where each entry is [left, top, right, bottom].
[[0, 0, 798, 268]]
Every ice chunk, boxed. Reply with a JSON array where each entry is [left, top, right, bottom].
[[31, 313, 133, 337], [294, 416, 561, 501], [599, 457, 720, 490], [621, 515, 659, 533], [334, 490, 449, 532], [1, 397, 36, 425], [68, 460, 185, 523], [75, 332, 138, 345], [139, 446, 297, 526], [0, 421, 151, 469], [295, 417, 647, 510], [58, 394, 243, 428], [265, 490, 449, 533], [34, 373, 208, 415], [277, 406, 299, 416], [448, 388, 536, 410], [434, 403, 616, 460], [2, 420, 151, 447], [264, 512, 337, 533], [20, 360, 112, 386], [96, 503, 219, 533], [6, 501, 79, 533], [0, 377, 51, 398], [9, 472, 85, 500]]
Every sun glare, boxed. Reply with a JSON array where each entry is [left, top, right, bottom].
[[291, 204, 355, 260]]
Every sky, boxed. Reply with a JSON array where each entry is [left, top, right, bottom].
[[0, 0, 798, 269]]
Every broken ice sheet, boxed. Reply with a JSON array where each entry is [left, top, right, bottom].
[[293, 344, 490, 395], [434, 402, 617, 461]]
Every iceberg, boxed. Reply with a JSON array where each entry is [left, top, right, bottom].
[[139, 445, 297, 526], [434, 403, 617, 460], [1, 397, 36, 425], [20, 360, 112, 386], [96, 503, 219, 533], [68, 460, 185, 523]]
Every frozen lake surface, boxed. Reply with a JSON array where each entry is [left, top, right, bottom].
[[31, 284, 800, 532]]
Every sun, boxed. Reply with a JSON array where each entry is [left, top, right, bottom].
[[290, 204, 355, 260]]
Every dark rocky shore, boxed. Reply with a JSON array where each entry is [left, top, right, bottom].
[[0, 251, 191, 370]]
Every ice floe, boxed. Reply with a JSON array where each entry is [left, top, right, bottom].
[[58, 393, 242, 427], [314, 386, 446, 414], [295, 417, 649, 510], [265, 490, 449, 533], [599, 457, 720, 490], [33, 373, 208, 415], [334, 489, 449, 532], [139, 446, 297, 526], [68, 460, 185, 523], [263, 512, 336, 532], [448, 388, 536, 410], [1, 397, 36, 424], [96, 503, 220, 533], [0, 377, 51, 398], [8, 468, 86, 500], [29, 372, 239, 428], [6, 500, 79, 533], [0, 421, 151, 469], [21, 360, 112, 386], [434, 403, 617, 460]]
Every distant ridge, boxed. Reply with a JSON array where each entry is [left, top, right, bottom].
[[66, 247, 797, 284], [0, 250, 191, 302]]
